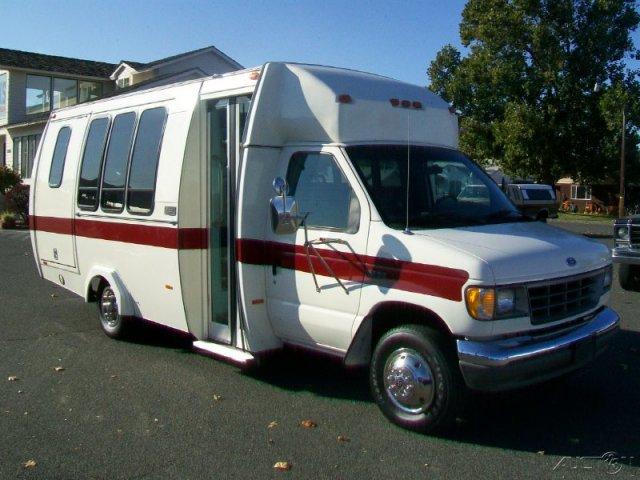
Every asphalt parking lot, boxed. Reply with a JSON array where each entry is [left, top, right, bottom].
[[1, 229, 639, 479]]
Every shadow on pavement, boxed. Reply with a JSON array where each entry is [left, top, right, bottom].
[[247, 329, 640, 458]]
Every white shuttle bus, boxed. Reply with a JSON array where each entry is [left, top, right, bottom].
[[30, 63, 619, 432]]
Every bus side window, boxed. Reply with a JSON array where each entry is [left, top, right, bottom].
[[126, 107, 167, 215], [78, 118, 110, 211], [100, 112, 136, 213], [48, 127, 72, 188]]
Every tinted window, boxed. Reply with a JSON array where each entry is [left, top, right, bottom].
[[524, 188, 554, 201], [78, 118, 109, 210], [127, 107, 167, 214], [48, 127, 71, 187], [347, 145, 521, 230], [286, 152, 360, 232], [101, 112, 136, 212]]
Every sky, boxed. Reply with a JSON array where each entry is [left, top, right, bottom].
[[1, 0, 639, 86]]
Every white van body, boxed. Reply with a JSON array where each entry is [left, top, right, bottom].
[[30, 63, 619, 431]]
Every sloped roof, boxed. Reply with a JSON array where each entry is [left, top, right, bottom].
[[0, 47, 116, 78], [115, 45, 243, 72]]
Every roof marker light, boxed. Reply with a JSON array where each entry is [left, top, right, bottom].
[[401, 100, 411, 108], [390, 98, 400, 107], [337, 94, 352, 104], [412, 101, 423, 109]]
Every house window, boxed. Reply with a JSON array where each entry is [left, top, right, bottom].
[[117, 77, 130, 89], [571, 185, 592, 200], [13, 134, 41, 178], [26, 75, 51, 114], [53, 78, 78, 109], [79, 81, 103, 103]]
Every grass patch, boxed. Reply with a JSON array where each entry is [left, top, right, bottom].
[[555, 212, 616, 224]]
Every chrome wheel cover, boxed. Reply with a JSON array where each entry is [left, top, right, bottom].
[[383, 348, 435, 414], [100, 287, 120, 329]]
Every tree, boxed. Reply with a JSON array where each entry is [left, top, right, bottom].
[[428, 0, 640, 186]]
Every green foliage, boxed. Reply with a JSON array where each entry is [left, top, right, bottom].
[[0, 211, 17, 229], [0, 165, 21, 195], [5, 184, 29, 222], [428, 0, 640, 184]]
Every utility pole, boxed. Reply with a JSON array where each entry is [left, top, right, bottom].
[[619, 107, 626, 216]]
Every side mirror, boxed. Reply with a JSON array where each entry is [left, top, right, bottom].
[[270, 177, 300, 234]]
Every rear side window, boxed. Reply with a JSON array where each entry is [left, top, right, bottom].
[[48, 127, 72, 188], [126, 107, 167, 215], [78, 118, 109, 210], [100, 112, 136, 212]]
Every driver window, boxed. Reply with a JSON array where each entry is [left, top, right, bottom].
[[286, 152, 360, 233]]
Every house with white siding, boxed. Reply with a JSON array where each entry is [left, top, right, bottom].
[[0, 46, 242, 183]]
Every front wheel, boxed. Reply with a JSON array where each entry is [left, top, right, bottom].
[[370, 325, 464, 433], [98, 284, 129, 339], [619, 264, 640, 291]]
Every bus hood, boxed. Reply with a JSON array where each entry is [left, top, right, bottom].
[[416, 221, 611, 284]]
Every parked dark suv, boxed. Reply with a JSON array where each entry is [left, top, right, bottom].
[[612, 217, 640, 290]]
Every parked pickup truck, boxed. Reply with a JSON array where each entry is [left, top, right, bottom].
[[612, 216, 640, 290], [505, 183, 558, 220]]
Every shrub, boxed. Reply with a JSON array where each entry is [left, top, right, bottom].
[[0, 166, 21, 195], [5, 184, 29, 222], [0, 211, 17, 229]]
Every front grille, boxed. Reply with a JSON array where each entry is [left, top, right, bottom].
[[528, 270, 604, 325], [631, 225, 640, 245]]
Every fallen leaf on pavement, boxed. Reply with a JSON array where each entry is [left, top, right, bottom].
[[620, 363, 629, 371], [569, 438, 580, 444], [213, 394, 223, 402], [537, 451, 545, 455], [23, 460, 36, 469], [300, 419, 317, 429], [53, 366, 65, 372], [50, 294, 57, 299], [273, 461, 292, 471], [7, 376, 18, 381], [337, 435, 350, 442], [267, 421, 278, 429]]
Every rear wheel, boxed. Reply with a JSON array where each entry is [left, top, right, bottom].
[[619, 264, 640, 291], [370, 325, 463, 433], [98, 284, 129, 339]]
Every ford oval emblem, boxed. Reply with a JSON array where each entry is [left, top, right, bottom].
[[566, 257, 577, 267]]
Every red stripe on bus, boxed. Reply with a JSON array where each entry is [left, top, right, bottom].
[[30, 216, 468, 300], [236, 238, 468, 301], [30, 215, 207, 249]]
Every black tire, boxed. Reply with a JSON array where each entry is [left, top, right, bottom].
[[97, 283, 129, 339], [619, 264, 640, 291], [370, 325, 464, 433]]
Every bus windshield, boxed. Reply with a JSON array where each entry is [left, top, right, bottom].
[[346, 145, 524, 230]]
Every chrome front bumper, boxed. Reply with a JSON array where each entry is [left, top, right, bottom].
[[612, 246, 640, 265], [456, 307, 620, 391]]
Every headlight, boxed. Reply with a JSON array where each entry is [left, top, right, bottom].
[[465, 286, 529, 320], [615, 226, 630, 241]]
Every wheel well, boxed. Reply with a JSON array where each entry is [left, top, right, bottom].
[[369, 302, 453, 348], [344, 301, 455, 367], [87, 276, 108, 303]]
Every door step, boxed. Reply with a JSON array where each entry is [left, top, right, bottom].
[[192, 340, 255, 365]]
